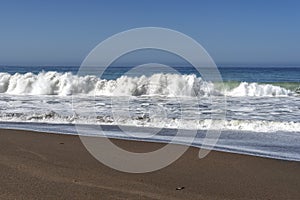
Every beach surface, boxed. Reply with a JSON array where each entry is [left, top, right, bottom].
[[0, 129, 299, 200]]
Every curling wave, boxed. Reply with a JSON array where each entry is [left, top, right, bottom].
[[0, 71, 295, 97]]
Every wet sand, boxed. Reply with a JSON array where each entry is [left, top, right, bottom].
[[0, 129, 299, 199]]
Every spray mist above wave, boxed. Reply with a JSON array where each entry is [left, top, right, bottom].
[[0, 71, 295, 97]]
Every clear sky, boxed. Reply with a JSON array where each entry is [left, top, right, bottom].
[[0, 0, 299, 65]]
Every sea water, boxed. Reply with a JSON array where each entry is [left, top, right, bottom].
[[0, 65, 299, 161]]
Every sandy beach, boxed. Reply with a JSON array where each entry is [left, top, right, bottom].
[[0, 129, 299, 199]]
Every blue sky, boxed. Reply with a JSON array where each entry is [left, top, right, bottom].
[[0, 0, 299, 65]]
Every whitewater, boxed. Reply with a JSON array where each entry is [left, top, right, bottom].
[[0, 71, 295, 97], [0, 66, 299, 161]]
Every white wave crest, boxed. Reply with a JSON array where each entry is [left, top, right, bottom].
[[226, 82, 292, 97], [0, 72, 293, 97]]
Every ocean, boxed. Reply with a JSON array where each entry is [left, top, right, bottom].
[[0, 65, 299, 161]]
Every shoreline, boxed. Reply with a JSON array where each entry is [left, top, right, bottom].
[[0, 124, 299, 162], [0, 129, 300, 199]]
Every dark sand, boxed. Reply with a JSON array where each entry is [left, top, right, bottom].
[[0, 129, 299, 200]]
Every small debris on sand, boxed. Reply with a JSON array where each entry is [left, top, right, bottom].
[[176, 187, 185, 190]]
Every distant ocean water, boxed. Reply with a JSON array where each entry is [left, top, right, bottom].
[[0, 65, 299, 161]]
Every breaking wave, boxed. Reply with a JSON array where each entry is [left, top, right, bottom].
[[0, 71, 296, 97]]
